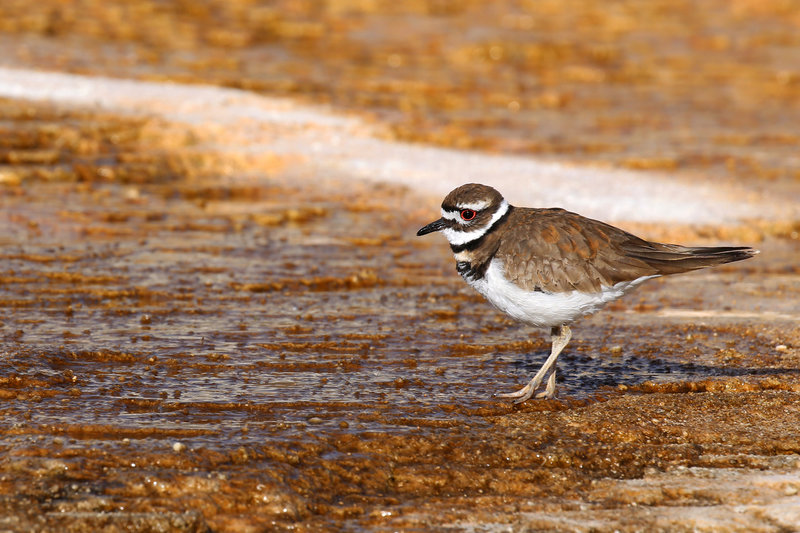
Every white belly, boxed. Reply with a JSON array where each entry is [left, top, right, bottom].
[[465, 258, 656, 328]]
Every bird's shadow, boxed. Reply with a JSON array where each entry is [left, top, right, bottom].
[[503, 349, 800, 395]]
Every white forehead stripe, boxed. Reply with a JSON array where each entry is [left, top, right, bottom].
[[442, 199, 509, 246], [441, 208, 460, 221], [457, 199, 491, 211]]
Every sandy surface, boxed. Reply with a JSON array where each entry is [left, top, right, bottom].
[[0, 2, 799, 531]]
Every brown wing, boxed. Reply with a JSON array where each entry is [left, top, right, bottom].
[[496, 208, 650, 293], [496, 207, 755, 293]]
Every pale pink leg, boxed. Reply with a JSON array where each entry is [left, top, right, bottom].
[[497, 325, 571, 403]]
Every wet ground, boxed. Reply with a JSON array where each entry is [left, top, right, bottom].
[[0, 97, 799, 532], [0, 1, 800, 532]]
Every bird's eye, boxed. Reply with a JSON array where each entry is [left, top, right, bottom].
[[460, 209, 476, 221]]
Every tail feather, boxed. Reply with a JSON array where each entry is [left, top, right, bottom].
[[625, 244, 758, 275]]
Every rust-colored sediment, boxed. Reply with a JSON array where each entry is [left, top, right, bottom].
[[0, 1, 799, 530], [0, 98, 798, 532]]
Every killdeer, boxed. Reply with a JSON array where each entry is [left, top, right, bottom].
[[417, 183, 758, 402]]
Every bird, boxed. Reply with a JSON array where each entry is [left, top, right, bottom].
[[416, 183, 758, 403]]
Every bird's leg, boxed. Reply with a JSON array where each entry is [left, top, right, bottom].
[[497, 325, 572, 403], [535, 368, 558, 399]]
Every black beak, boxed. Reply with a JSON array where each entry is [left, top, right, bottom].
[[416, 218, 448, 236]]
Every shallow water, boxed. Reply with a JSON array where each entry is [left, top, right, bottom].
[[0, 4, 800, 527], [3, 180, 719, 447], [2, 159, 798, 530]]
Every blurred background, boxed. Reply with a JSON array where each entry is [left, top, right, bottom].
[[2, 0, 800, 186]]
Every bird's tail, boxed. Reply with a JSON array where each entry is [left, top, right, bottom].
[[626, 244, 758, 275]]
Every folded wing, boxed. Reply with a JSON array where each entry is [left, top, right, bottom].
[[498, 208, 756, 293]]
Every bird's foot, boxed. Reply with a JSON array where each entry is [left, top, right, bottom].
[[534, 389, 556, 400], [496, 381, 540, 404], [497, 369, 557, 403]]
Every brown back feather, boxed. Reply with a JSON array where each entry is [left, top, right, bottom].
[[496, 207, 756, 293]]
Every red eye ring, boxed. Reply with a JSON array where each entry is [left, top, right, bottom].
[[460, 209, 476, 221]]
